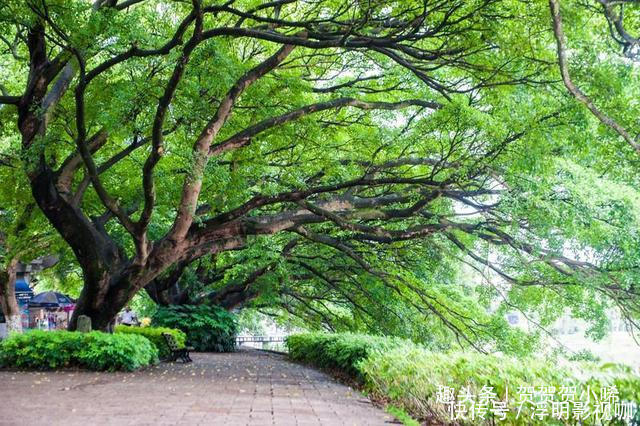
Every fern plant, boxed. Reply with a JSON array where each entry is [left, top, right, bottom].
[[152, 305, 237, 352]]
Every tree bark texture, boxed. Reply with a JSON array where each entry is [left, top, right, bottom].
[[0, 259, 22, 334]]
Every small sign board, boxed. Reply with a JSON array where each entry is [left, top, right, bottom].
[[16, 291, 33, 304]]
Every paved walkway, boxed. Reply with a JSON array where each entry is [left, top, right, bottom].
[[0, 349, 395, 425]]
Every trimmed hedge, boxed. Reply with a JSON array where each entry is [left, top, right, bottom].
[[286, 333, 405, 379], [0, 330, 158, 371], [286, 333, 640, 425], [152, 305, 237, 352], [115, 325, 186, 360]]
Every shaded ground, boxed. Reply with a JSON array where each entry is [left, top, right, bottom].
[[0, 349, 395, 425]]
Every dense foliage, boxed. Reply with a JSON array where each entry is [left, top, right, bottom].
[[0, 0, 638, 355], [0, 330, 158, 371], [152, 305, 236, 352], [287, 333, 640, 425], [363, 349, 640, 425], [115, 325, 186, 360], [287, 332, 406, 379]]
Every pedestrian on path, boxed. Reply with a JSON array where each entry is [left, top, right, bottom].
[[120, 307, 139, 326]]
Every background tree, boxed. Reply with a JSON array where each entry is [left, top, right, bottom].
[[0, 141, 57, 333], [548, 0, 640, 335]]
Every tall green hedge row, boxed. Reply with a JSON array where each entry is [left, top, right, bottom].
[[115, 325, 186, 359], [286, 333, 640, 425], [0, 330, 158, 371], [286, 332, 406, 379]]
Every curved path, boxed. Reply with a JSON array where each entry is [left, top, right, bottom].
[[0, 349, 395, 425]]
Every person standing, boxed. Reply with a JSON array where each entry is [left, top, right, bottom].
[[120, 307, 138, 326]]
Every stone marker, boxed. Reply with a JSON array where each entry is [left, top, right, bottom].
[[77, 315, 92, 332]]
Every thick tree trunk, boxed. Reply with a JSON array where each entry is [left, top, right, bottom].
[[28, 166, 253, 329], [69, 276, 126, 331], [29, 169, 188, 331], [206, 283, 258, 311], [203, 264, 272, 310], [17, 24, 171, 333], [27, 169, 130, 331], [67, 246, 185, 331], [16, 23, 279, 333], [145, 280, 189, 306], [146, 284, 256, 312], [147, 261, 272, 311], [143, 259, 193, 306], [0, 259, 22, 334], [68, 265, 148, 331]]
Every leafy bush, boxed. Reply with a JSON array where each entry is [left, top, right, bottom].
[[362, 348, 640, 425], [115, 325, 186, 360], [287, 333, 640, 425], [286, 333, 405, 379], [152, 305, 237, 352], [568, 349, 601, 362], [0, 330, 158, 371]]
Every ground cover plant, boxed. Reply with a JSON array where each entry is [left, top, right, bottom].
[[115, 325, 186, 360], [0, 330, 158, 371], [287, 333, 640, 425]]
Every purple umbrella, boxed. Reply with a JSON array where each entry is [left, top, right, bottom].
[[28, 291, 75, 308]]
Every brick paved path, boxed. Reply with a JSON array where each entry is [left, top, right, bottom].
[[0, 349, 395, 425]]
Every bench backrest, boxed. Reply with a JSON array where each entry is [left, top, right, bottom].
[[162, 332, 180, 351]]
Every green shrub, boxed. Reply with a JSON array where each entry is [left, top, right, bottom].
[[152, 304, 237, 352], [115, 325, 186, 359], [568, 349, 601, 363], [361, 348, 640, 425], [287, 333, 640, 425], [0, 330, 158, 371], [286, 333, 405, 379], [385, 405, 420, 426]]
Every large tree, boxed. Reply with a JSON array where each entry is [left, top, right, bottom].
[[0, 0, 638, 344]]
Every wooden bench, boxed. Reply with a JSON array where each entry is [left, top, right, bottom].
[[162, 332, 193, 363]]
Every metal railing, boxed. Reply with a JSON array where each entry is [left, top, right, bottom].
[[236, 335, 286, 344]]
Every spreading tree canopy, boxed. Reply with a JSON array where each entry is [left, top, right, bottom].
[[0, 0, 638, 351]]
